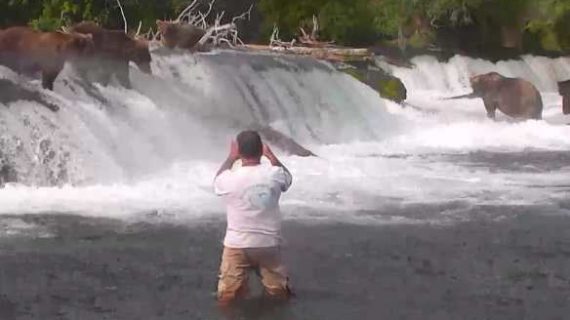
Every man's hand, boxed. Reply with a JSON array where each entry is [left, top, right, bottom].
[[263, 143, 292, 189], [216, 140, 239, 177], [229, 140, 239, 161]]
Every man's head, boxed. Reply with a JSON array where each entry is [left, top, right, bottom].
[[237, 130, 263, 160]]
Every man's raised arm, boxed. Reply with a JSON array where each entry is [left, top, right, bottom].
[[216, 141, 239, 177], [263, 144, 292, 190]]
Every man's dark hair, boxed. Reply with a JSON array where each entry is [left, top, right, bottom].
[[237, 130, 263, 159]]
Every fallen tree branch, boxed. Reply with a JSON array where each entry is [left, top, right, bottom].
[[246, 44, 371, 62], [175, 0, 200, 23], [161, 0, 251, 49], [116, 0, 128, 34], [135, 21, 142, 38], [297, 15, 334, 47], [232, 4, 253, 23], [215, 11, 225, 25], [197, 22, 235, 46], [269, 24, 295, 48], [311, 15, 318, 39], [148, 28, 157, 40], [286, 46, 370, 56], [202, 0, 216, 23], [187, 0, 215, 26]]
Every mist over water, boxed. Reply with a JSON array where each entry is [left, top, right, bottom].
[[1, 51, 570, 225]]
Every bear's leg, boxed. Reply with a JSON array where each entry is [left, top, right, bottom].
[[98, 68, 112, 86], [114, 61, 131, 89], [483, 98, 496, 119], [41, 70, 58, 91], [73, 59, 92, 83], [41, 61, 63, 91], [564, 96, 570, 115]]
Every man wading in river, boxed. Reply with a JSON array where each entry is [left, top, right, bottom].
[[214, 130, 293, 305]]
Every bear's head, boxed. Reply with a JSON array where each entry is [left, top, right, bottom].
[[156, 20, 179, 49], [470, 72, 503, 94], [131, 38, 152, 74], [65, 32, 95, 57]]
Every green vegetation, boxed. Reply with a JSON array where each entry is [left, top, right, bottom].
[[341, 68, 366, 83], [377, 78, 407, 103], [2, 0, 570, 54], [1, 0, 188, 31], [341, 65, 407, 103], [258, 0, 570, 54]]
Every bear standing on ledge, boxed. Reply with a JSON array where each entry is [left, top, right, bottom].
[[156, 20, 206, 51], [71, 22, 152, 89], [0, 27, 93, 90]]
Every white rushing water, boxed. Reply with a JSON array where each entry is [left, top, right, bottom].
[[1, 51, 570, 225]]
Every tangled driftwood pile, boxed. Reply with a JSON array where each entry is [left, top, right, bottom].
[[248, 15, 371, 62], [148, 2, 371, 62]]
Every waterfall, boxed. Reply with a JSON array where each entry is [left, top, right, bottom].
[[381, 55, 570, 93], [1, 51, 570, 223], [0, 50, 399, 187]]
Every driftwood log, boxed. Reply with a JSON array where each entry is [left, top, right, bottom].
[[244, 44, 371, 62]]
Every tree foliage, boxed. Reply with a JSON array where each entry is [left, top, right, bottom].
[[4, 0, 188, 31], [2, 0, 570, 53]]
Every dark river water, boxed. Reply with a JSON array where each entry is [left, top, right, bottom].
[[1, 207, 570, 320]]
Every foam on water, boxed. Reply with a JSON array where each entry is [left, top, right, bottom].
[[1, 51, 570, 224]]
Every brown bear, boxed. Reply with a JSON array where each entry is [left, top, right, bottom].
[[156, 20, 206, 50], [70, 22, 152, 88], [470, 72, 543, 120], [0, 27, 93, 90], [558, 79, 570, 115]]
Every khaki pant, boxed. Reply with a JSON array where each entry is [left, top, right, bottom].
[[217, 246, 292, 304]]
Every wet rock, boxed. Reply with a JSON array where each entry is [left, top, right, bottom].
[[256, 126, 316, 157], [338, 61, 407, 104], [377, 76, 407, 104], [0, 79, 59, 112], [0, 162, 18, 186]]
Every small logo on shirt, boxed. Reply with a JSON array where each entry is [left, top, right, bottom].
[[242, 184, 277, 209]]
